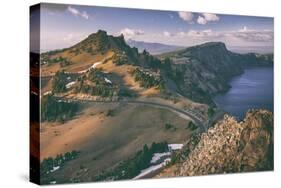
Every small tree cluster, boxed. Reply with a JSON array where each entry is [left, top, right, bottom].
[[40, 150, 79, 175], [41, 95, 79, 122], [52, 71, 68, 93], [186, 121, 197, 131], [133, 68, 163, 89]]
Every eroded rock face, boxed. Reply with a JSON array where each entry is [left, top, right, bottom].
[[158, 110, 273, 177], [233, 110, 273, 172]]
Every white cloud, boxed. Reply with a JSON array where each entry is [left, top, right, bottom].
[[177, 31, 186, 37], [67, 6, 89, 20], [234, 27, 273, 42], [178, 11, 194, 22], [202, 13, 220, 21], [197, 13, 220, 25], [63, 33, 74, 41], [120, 28, 144, 39], [62, 33, 88, 43], [197, 16, 207, 25], [239, 26, 248, 32], [176, 27, 273, 43], [238, 26, 254, 33], [163, 31, 174, 37], [178, 29, 218, 38]]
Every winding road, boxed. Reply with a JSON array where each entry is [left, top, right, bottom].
[[56, 97, 208, 132]]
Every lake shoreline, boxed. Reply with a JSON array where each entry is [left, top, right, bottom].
[[213, 66, 273, 119]]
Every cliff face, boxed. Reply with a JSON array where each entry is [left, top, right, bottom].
[[158, 110, 273, 177], [159, 42, 273, 105]]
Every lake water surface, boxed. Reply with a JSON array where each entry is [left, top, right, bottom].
[[214, 67, 273, 119]]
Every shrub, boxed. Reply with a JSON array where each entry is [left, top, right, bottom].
[[186, 121, 197, 131], [165, 123, 173, 130]]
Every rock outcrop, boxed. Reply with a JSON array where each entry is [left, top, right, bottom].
[[157, 110, 273, 177]]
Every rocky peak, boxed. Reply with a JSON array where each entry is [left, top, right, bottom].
[[157, 109, 273, 177], [197, 42, 227, 50], [88, 29, 107, 38]]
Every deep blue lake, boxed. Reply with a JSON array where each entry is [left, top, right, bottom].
[[214, 67, 273, 119]]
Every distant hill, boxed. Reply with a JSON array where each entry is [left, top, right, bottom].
[[126, 39, 184, 55]]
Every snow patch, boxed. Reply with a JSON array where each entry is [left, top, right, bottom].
[[78, 69, 87, 74], [78, 61, 102, 74], [50, 166, 60, 173], [91, 61, 102, 69], [43, 91, 52, 96], [104, 77, 112, 84], [133, 158, 170, 179], [66, 81, 76, 89], [150, 152, 171, 164], [168, 144, 184, 151]]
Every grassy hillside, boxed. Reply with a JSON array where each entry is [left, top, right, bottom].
[[40, 103, 195, 184]]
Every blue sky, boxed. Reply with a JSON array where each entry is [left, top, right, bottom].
[[31, 3, 274, 52]]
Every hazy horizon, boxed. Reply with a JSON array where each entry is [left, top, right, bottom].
[[30, 3, 274, 54]]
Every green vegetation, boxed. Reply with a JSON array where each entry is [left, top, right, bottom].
[[164, 123, 177, 131], [165, 123, 173, 130], [170, 134, 200, 166], [118, 87, 136, 97], [52, 71, 67, 93], [139, 50, 162, 69], [41, 54, 71, 66], [78, 83, 117, 98], [93, 142, 168, 181], [59, 58, 71, 67], [183, 83, 214, 105], [74, 69, 119, 98], [161, 58, 185, 84], [186, 121, 197, 131], [133, 68, 164, 89], [170, 152, 182, 165], [112, 51, 130, 65], [40, 150, 80, 184], [40, 150, 80, 175], [88, 68, 107, 84], [208, 107, 215, 118], [74, 69, 136, 98], [41, 95, 79, 122], [106, 109, 115, 117]]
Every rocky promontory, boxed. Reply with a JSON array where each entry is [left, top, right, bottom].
[[157, 109, 273, 177]]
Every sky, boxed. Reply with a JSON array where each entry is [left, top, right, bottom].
[[30, 3, 274, 53]]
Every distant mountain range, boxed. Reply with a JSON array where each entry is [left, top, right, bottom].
[[228, 46, 274, 54], [126, 39, 184, 55]]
